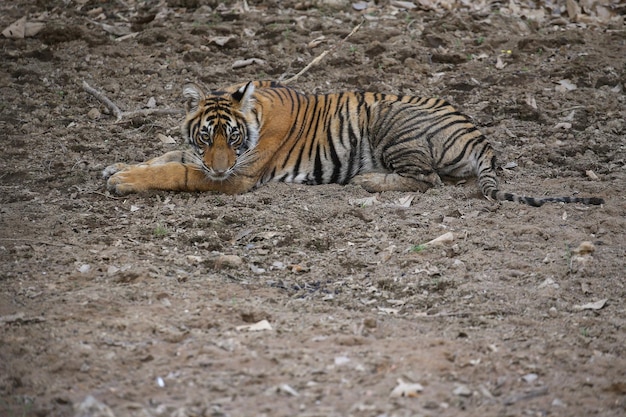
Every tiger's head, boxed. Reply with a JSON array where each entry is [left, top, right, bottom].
[[181, 82, 259, 180]]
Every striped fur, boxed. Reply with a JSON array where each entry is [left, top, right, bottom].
[[104, 81, 604, 206]]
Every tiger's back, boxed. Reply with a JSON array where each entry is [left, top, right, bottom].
[[104, 81, 604, 207]]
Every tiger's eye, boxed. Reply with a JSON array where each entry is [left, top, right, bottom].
[[199, 131, 212, 145]]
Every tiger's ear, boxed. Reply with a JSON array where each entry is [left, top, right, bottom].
[[231, 82, 255, 114], [183, 83, 205, 113]]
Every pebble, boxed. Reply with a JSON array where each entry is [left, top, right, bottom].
[[87, 108, 100, 120]]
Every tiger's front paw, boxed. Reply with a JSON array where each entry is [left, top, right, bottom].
[[102, 163, 129, 179], [106, 170, 141, 195]]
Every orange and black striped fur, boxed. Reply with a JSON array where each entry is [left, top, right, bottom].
[[104, 81, 604, 207]]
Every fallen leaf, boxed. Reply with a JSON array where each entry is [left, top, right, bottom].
[[378, 307, 399, 315], [566, 0, 581, 20], [236, 319, 272, 331], [555, 79, 577, 92], [574, 299, 607, 311], [334, 356, 350, 366], [390, 379, 424, 397], [99, 22, 132, 37], [209, 35, 237, 47], [3, 17, 26, 38], [390, 0, 418, 9], [352, 1, 369, 11], [232, 58, 266, 69], [288, 264, 309, 273], [394, 194, 414, 207], [157, 133, 176, 144], [307, 36, 327, 48], [349, 195, 379, 207], [525, 93, 537, 109], [453, 384, 472, 397], [277, 383, 299, 396], [423, 232, 454, 247]]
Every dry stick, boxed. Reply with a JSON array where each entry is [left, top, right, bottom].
[[81, 81, 183, 122], [82, 80, 122, 120], [282, 20, 364, 85]]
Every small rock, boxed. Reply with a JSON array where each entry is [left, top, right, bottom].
[[573, 241, 595, 255], [87, 108, 101, 120], [78, 264, 91, 274], [206, 254, 243, 269]]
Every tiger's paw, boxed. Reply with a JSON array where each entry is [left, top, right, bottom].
[[352, 172, 441, 193], [106, 170, 143, 195], [102, 163, 129, 179]]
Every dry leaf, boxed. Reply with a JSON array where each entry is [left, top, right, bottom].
[[395, 194, 414, 207], [3, 17, 26, 38], [554, 122, 572, 129], [307, 36, 327, 48], [566, 0, 581, 20], [423, 232, 454, 247], [556, 79, 577, 92], [585, 170, 599, 181], [390, 379, 424, 398], [525, 94, 537, 110], [349, 195, 379, 207], [157, 133, 176, 144], [236, 319, 272, 331], [378, 307, 399, 315], [2, 17, 45, 39], [209, 35, 237, 47], [232, 58, 266, 69], [495, 56, 506, 69], [277, 383, 299, 397], [99, 22, 131, 37], [391, 1, 418, 9], [574, 299, 607, 311], [352, 1, 369, 11]]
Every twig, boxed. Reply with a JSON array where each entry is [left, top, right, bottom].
[[282, 20, 364, 85], [81, 81, 184, 122], [0, 238, 78, 247], [82, 80, 122, 120], [503, 387, 549, 405]]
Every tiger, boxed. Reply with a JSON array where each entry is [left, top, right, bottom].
[[103, 80, 604, 207]]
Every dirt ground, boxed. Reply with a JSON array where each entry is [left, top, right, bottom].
[[1, 1, 625, 416]]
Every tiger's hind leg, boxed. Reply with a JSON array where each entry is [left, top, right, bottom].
[[351, 171, 443, 193]]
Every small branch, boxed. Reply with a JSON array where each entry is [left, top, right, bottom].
[[0, 238, 78, 247], [81, 81, 183, 122], [118, 108, 184, 120], [282, 20, 364, 85], [82, 80, 122, 120]]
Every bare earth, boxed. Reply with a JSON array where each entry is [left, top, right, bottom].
[[1, 1, 625, 416]]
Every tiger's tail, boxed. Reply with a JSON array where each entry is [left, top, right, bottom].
[[475, 149, 604, 207]]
